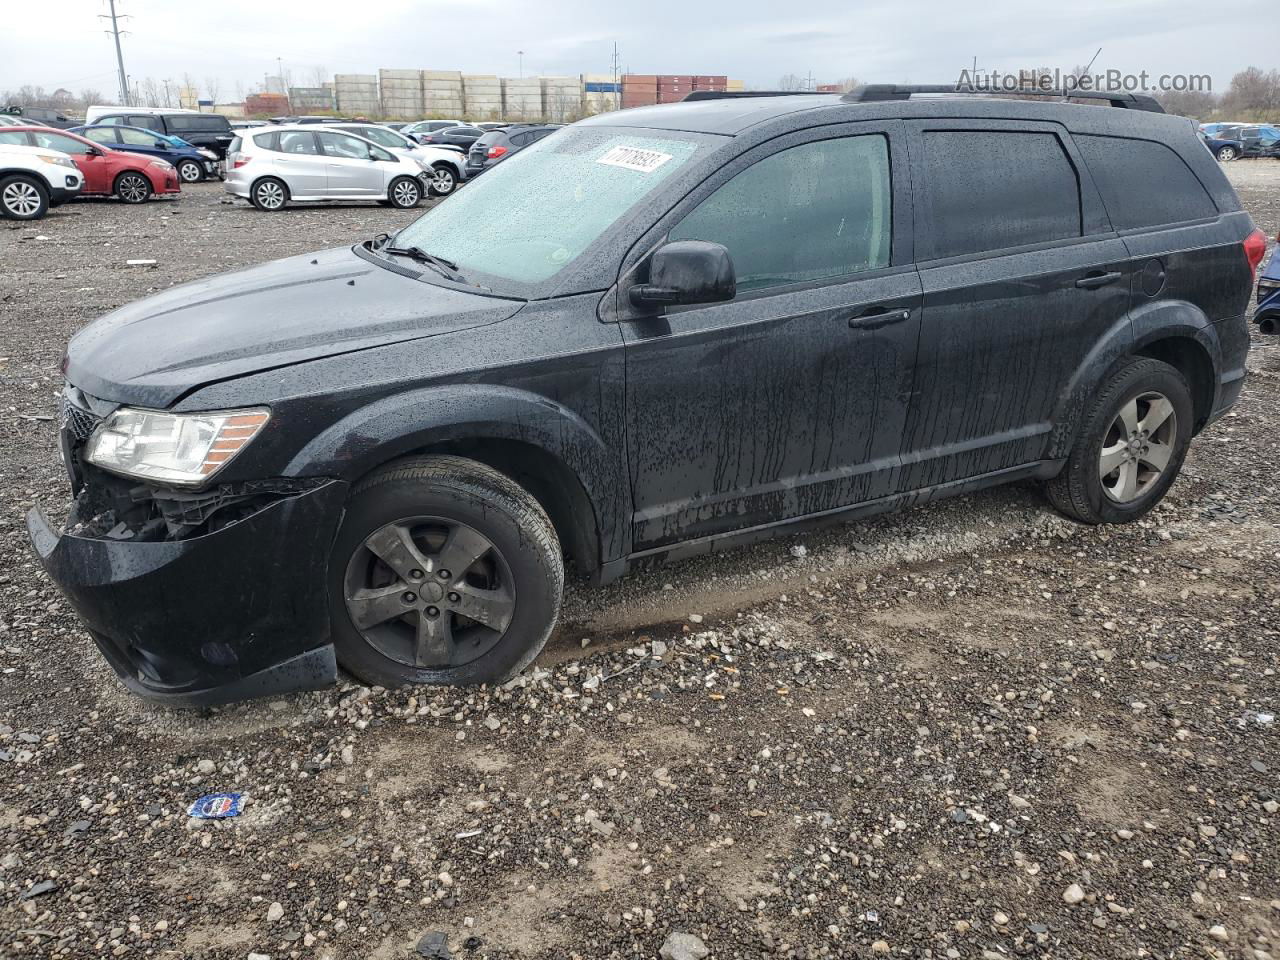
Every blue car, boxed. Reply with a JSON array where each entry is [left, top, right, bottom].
[[1256, 238, 1280, 335], [1201, 130, 1246, 162], [69, 124, 221, 183]]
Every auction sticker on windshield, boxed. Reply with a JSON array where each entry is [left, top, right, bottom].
[[596, 145, 673, 173]]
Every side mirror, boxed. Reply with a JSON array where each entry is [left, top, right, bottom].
[[155, 140, 169, 150], [406, 134, 420, 144], [628, 240, 736, 309]]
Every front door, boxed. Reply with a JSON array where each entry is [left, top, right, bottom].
[[620, 122, 921, 551], [898, 120, 1133, 490], [316, 131, 385, 195], [33, 131, 109, 193]]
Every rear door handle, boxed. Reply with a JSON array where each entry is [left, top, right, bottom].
[[1075, 271, 1123, 289], [847, 306, 912, 330]]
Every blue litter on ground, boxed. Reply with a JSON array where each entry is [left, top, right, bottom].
[[187, 793, 244, 819]]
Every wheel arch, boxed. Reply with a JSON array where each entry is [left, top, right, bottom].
[[284, 384, 619, 576], [250, 173, 289, 197], [0, 167, 53, 194]]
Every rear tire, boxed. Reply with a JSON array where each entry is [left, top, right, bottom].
[[114, 171, 152, 204], [1045, 357, 1193, 524], [176, 159, 203, 183], [387, 176, 422, 209], [250, 177, 288, 211], [329, 455, 563, 689], [0, 174, 49, 220]]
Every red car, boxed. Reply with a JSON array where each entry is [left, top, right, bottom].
[[0, 126, 179, 203]]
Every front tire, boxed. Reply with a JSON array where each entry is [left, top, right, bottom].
[[1215, 146, 1238, 162], [1045, 357, 1192, 524], [176, 159, 203, 183], [388, 176, 422, 209], [114, 171, 152, 204], [0, 175, 49, 220], [426, 164, 457, 197], [250, 177, 288, 211], [329, 456, 563, 688]]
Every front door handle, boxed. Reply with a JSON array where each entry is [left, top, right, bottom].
[[1075, 271, 1123, 289], [847, 306, 912, 330]]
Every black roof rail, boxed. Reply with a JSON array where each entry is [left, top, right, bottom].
[[842, 83, 1165, 113], [681, 90, 826, 102]]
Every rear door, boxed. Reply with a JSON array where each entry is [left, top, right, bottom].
[[316, 131, 384, 195], [621, 121, 921, 550], [899, 119, 1132, 489], [273, 130, 328, 195]]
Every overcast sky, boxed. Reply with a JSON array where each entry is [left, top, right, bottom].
[[3, 0, 1271, 102]]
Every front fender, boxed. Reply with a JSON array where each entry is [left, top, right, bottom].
[[284, 382, 625, 563]]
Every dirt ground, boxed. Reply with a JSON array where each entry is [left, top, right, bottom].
[[1, 162, 1279, 960]]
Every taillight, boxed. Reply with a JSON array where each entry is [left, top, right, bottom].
[[231, 153, 251, 169], [486, 145, 508, 159], [1244, 228, 1267, 280]]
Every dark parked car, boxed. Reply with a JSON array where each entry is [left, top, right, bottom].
[[3, 105, 78, 128], [1234, 125, 1280, 158], [1256, 237, 1280, 334], [90, 110, 236, 158], [28, 85, 1264, 706], [71, 125, 219, 184], [1201, 130, 1245, 161], [417, 124, 485, 150], [466, 124, 560, 176]]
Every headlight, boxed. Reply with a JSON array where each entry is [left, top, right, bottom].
[[86, 407, 270, 486], [198, 148, 218, 160], [149, 159, 173, 169], [37, 153, 76, 169]]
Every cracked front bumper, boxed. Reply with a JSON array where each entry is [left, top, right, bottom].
[[27, 479, 348, 706]]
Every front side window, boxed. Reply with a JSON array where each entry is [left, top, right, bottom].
[[353, 127, 403, 148], [317, 131, 371, 159], [118, 127, 160, 146], [393, 127, 710, 287], [278, 131, 319, 155], [670, 135, 891, 292], [919, 130, 1081, 259]]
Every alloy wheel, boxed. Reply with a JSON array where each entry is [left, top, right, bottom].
[[343, 516, 516, 669], [255, 181, 285, 209], [1099, 391, 1177, 503], [1218, 146, 1237, 162], [118, 174, 148, 203], [178, 160, 202, 182], [429, 168, 455, 194], [2, 180, 41, 217], [393, 180, 420, 206]]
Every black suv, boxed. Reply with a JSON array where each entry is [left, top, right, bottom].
[[28, 86, 1264, 706], [467, 124, 561, 176], [91, 110, 236, 158]]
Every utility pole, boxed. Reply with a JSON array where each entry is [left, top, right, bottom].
[[276, 57, 285, 92], [162, 78, 172, 107], [611, 41, 621, 111], [101, 0, 130, 106], [517, 51, 524, 78]]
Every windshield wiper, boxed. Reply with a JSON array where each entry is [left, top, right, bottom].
[[381, 243, 466, 282]]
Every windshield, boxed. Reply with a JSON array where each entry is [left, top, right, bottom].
[[393, 127, 711, 287]]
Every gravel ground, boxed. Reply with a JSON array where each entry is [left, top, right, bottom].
[[1, 164, 1279, 960]]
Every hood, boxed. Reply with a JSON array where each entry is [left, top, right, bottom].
[[66, 244, 524, 408]]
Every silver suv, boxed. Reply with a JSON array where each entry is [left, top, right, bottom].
[[224, 125, 427, 212]]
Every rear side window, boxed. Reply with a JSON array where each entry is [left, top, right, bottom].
[[129, 115, 163, 131], [670, 134, 892, 292], [919, 130, 1081, 259], [167, 115, 231, 133], [1074, 135, 1217, 230], [252, 131, 278, 150], [0, 131, 28, 145], [278, 131, 318, 155]]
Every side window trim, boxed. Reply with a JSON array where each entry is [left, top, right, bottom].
[[613, 119, 914, 317], [903, 118, 1112, 267]]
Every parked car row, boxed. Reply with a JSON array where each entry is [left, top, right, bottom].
[[1199, 122, 1280, 161]]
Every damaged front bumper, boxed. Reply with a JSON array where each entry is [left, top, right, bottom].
[[27, 469, 348, 707]]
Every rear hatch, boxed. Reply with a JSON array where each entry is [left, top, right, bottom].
[[469, 132, 502, 170]]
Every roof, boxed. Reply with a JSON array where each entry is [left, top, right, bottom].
[[577, 92, 1190, 139]]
